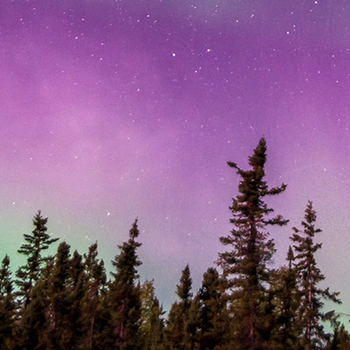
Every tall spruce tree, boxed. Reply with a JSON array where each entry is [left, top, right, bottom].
[[47, 241, 73, 349], [0, 255, 16, 350], [66, 249, 86, 348], [16, 279, 50, 350], [41, 242, 86, 349], [217, 137, 288, 350], [109, 219, 143, 350], [16, 211, 59, 308], [166, 264, 193, 350], [196, 267, 230, 350], [270, 246, 300, 350], [81, 242, 107, 350], [291, 201, 341, 349]]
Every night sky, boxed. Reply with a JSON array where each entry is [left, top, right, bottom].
[[1, 0, 350, 315]]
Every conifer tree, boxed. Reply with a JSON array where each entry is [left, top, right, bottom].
[[270, 246, 300, 350], [109, 219, 143, 350], [45, 241, 86, 349], [47, 241, 72, 349], [186, 294, 201, 349], [217, 137, 288, 350], [291, 201, 341, 349], [81, 242, 107, 350], [16, 211, 59, 308], [140, 279, 165, 350], [327, 324, 350, 350], [66, 249, 86, 347], [176, 265, 192, 308], [16, 279, 50, 350], [166, 264, 193, 350], [0, 255, 16, 350], [196, 267, 230, 350]]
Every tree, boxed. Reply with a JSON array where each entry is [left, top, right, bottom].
[[43, 241, 86, 349], [16, 280, 50, 350], [47, 241, 73, 349], [176, 265, 192, 308], [108, 219, 143, 350], [166, 264, 193, 350], [81, 242, 107, 350], [0, 255, 16, 349], [66, 249, 86, 348], [16, 211, 59, 308], [196, 267, 230, 350], [139, 280, 165, 350], [217, 137, 288, 350], [270, 247, 300, 350], [327, 324, 350, 350], [291, 201, 341, 349]]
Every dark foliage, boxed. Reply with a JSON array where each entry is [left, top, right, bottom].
[[0, 139, 348, 350], [217, 137, 289, 350]]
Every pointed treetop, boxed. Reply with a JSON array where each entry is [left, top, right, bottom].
[[287, 246, 294, 262], [129, 218, 140, 240], [1, 255, 10, 267], [249, 137, 267, 169], [176, 264, 192, 302], [303, 200, 318, 225], [33, 209, 47, 222]]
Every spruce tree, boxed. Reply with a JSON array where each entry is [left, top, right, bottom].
[[44, 242, 86, 349], [18, 245, 85, 350], [291, 201, 341, 349], [16, 279, 50, 350], [108, 219, 143, 350], [176, 265, 192, 308], [81, 242, 107, 350], [166, 264, 193, 350], [0, 255, 16, 350], [217, 137, 288, 350], [47, 241, 72, 349], [327, 324, 350, 349], [16, 211, 59, 308], [196, 267, 230, 350], [270, 246, 300, 350], [66, 249, 86, 348]]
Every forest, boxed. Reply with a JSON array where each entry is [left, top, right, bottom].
[[0, 137, 349, 350]]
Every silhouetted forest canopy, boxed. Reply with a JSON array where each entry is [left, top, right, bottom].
[[0, 138, 349, 349]]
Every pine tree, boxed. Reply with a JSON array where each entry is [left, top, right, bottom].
[[291, 201, 341, 349], [0, 255, 16, 350], [108, 219, 143, 350], [16, 211, 59, 308], [217, 137, 288, 350], [166, 264, 193, 350]]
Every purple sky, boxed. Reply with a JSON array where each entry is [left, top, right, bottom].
[[1, 0, 350, 315]]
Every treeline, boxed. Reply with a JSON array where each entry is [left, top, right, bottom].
[[0, 137, 349, 350]]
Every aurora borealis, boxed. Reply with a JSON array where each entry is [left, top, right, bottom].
[[1, 0, 350, 314]]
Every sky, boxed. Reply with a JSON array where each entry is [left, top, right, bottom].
[[1, 0, 350, 316]]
